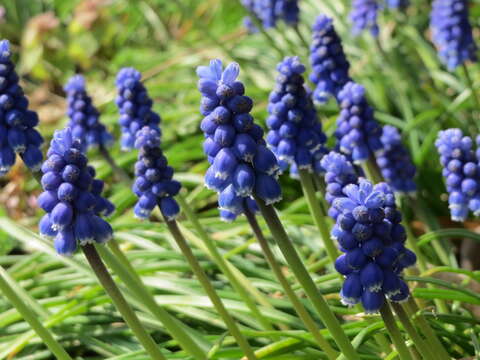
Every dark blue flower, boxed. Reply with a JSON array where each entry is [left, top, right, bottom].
[[38, 128, 114, 256], [197, 60, 281, 221], [386, 0, 409, 9], [115, 68, 161, 150], [309, 15, 351, 104], [64, 75, 113, 151], [376, 125, 416, 194], [350, 0, 380, 37], [132, 126, 181, 220], [335, 82, 384, 163], [241, 0, 299, 32], [0, 39, 43, 175], [331, 179, 415, 312], [266, 57, 328, 178], [430, 0, 477, 70]]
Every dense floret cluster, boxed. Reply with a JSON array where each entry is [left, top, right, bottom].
[[241, 0, 299, 32], [376, 125, 416, 194], [38, 128, 114, 255], [197, 59, 281, 221], [0, 39, 43, 175], [266, 57, 328, 179], [386, 0, 409, 8], [309, 15, 351, 104], [430, 0, 477, 70], [335, 82, 384, 163], [350, 0, 380, 37], [64, 75, 113, 151], [132, 126, 181, 220], [115, 68, 161, 150], [332, 179, 416, 313], [435, 129, 480, 221]]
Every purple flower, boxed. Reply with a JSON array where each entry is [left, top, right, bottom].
[[38, 128, 114, 256], [332, 179, 414, 313], [376, 125, 416, 194], [266, 56, 328, 178], [430, 0, 477, 70], [115, 68, 161, 150], [197, 59, 281, 221], [335, 81, 384, 163], [386, 0, 409, 8], [309, 15, 351, 104], [0, 39, 43, 175], [350, 0, 380, 37], [241, 0, 299, 32]]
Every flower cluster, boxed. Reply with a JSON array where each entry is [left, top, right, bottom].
[[335, 81, 383, 163], [435, 129, 480, 221], [64, 74, 113, 151], [350, 0, 380, 37], [132, 126, 181, 220], [197, 59, 281, 221], [309, 15, 351, 104], [430, 0, 477, 70], [321, 152, 359, 220], [376, 125, 416, 194], [386, 0, 409, 8], [241, 0, 299, 32], [38, 128, 114, 256], [0, 39, 43, 176], [266, 57, 328, 179], [115, 68, 161, 151], [332, 179, 416, 313]]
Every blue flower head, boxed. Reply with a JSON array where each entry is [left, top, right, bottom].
[[197, 59, 281, 220], [376, 125, 416, 194], [64, 75, 113, 151], [332, 179, 415, 313], [38, 128, 114, 256], [430, 0, 477, 70], [350, 0, 380, 37], [132, 126, 181, 220], [435, 128, 480, 221], [241, 0, 299, 32], [115, 68, 161, 150], [309, 15, 351, 104], [0, 39, 43, 175], [335, 82, 384, 163], [386, 0, 409, 8], [266, 56, 328, 178]]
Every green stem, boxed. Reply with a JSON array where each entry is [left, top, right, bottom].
[[163, 216, 258, 360], [0, 266, 73, 360], [244, 210, 338, 360], [294, 25, 310, 53], [390, 302, 437, 360], [298, 170, 339, 263], [312, 174, 330, 215], [177, 194, 274, 330], [99, 145, 132, 184], [362, 157, 383, 184], [253, 196, 359, 360], [379, 303, 414, 360], [405, 298, 450, 360], [461, 63, 480, 133], [82, 244, 166, 360], [99, 241, 208, 360]]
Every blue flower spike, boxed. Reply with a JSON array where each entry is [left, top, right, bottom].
[[115, 68, 161, 151], [350, 0, 380, 37], [197, 59, 281, 221], [241, 0, 300, 33], [0, 39, 43, 176], [38, 128, 114, 256], [331, 178, 415, 313]]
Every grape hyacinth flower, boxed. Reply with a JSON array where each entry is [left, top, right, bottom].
[[38, 128, 114, 255], [376, 125, 416, 194], [430, 0, 477, 70], [309, 15, 351, 104], [350, 0, 380, 37], [115, 68, 161, 150], [0, 39, 43, 175], [64, 75, 113, 151], [332, 179, 416, 313], [132, 126, 181, 220], [435, 128, 480, 221], [386, 0, 409, 8], [266, 57, 328, 179], [241, 0, 299, 32], [321, 151, 359, 220], [197, 59, 281, 221], [335, 81, 384, 163]]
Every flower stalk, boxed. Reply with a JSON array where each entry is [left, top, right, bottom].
[[379, 303, 414, 360]]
